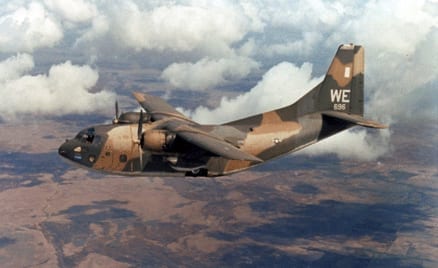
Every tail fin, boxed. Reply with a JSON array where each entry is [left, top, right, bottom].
[[318, 43, 364, 115]]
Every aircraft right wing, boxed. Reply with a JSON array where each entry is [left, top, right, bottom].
[[133, 92, 192, 122]]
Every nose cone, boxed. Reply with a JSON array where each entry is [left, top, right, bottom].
[[58, 138, 97, 168], [58, 141, 68, 157], [58, 139, 85, 164], [58, 140, 74, 161]]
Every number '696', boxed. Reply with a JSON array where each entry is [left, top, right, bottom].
[[333, 103, 346, 111]]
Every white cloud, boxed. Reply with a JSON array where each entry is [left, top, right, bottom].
[[0, 55, 114, 120], [0, 2, 63, 52], [263, 31, 324, 57], [44, 0, 97, 23], [106, 1, 251, 55], [0, 53, 34, 82], [300, 129, 391, 161], [183, 61, 321, 123], [161, 56, 260, 90], [365, 31, 438, 123], [75, 14, 110, 45], [263, 0, 346, 28], [352, 0, 437, 55]]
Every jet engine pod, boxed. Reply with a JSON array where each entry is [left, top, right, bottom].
[[142, 130, 176, 151]]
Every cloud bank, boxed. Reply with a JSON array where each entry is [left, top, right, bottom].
[[161, 56, 260, 91], [0, 54, 114, 119], [0, 2, 63, 52], [181, 62, 321, 123], [106, 2, 253, 54], [0, 0, 436, 160]]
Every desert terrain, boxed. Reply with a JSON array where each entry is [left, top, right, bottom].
[[0, 119, 436, 267]]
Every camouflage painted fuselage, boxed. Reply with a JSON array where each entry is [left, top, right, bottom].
[[59, 44, 386, 177]]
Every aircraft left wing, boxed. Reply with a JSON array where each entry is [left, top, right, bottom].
[[165, 121, 263, 162], [133, 92, 192, 122]]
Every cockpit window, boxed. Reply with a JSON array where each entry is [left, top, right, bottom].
[[75, 128, 98, 144], [92, 135, 101, 144]]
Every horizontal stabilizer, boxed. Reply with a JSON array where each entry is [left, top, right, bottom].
[[322, 111, 387, 129]]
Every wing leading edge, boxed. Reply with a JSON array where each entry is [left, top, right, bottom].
[[133, 92, 192, 122]]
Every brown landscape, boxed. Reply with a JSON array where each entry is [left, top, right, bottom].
[[0, 118, 436, 267]]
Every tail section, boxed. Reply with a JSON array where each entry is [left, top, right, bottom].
[[226, 44, 386, 130], [297, 44, 386, 129]]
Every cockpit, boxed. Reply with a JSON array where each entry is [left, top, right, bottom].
[[59, 126, 106, 167], [75, 128, 101, 144]]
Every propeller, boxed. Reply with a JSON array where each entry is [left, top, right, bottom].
[[136, 110, 145, 170], [113, 101, 120, 124], [133, 111, 173, 171]]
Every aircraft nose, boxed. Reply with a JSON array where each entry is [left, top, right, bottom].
[[58, 141, 68, 156], [58, 140, 71, 158], [58, 140, 76, 160]]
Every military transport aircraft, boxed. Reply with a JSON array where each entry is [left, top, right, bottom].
[[58, 44, 386, 177]]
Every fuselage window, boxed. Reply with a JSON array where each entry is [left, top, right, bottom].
[[119, 154, 128, 163]]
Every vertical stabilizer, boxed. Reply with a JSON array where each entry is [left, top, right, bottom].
[[317, 44, 364, 115]]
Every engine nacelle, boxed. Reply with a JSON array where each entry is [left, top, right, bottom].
[[142, 130, 175, 152]]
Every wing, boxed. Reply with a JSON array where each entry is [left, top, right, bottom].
[[133, 92, 262, 162], [165, 121, 262, 162], [133, 92, 192, 122]]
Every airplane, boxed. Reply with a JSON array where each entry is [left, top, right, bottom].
[[58, 44, 387, 177]]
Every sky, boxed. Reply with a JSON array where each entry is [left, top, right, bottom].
[[0, 0, 436, 160]]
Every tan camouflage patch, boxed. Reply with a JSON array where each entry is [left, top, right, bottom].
[[242, 111, 302, 155], [93, 125, 135, 172], [328, 57, 353, 88], [223, 160, 252, 173]]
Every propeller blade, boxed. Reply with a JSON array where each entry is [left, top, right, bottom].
[[113, 101, 120, 124], [137, 110, 144, 170], [138, 144, 143, 170], [138, 110, 144, 142], [115, 101, 119, 119]]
